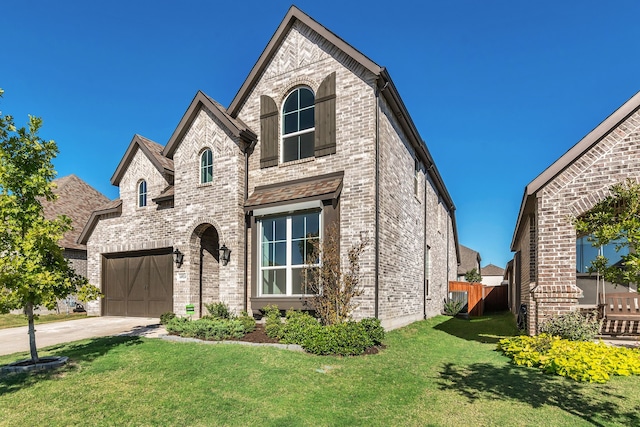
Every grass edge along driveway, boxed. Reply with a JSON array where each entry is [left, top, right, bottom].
[[1, 312, 639, 427]]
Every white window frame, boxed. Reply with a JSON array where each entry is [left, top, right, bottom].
[[281, 87, 315, 163], [200, 148, 213, 184], [257, 210, 322, 297], [138, 180, 147, 207]]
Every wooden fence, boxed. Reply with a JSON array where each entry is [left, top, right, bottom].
[[448, 281, 508, 316]]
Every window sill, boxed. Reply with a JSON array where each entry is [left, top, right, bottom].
[[279, 156, 315, 168], [197, 182, 214, 188]]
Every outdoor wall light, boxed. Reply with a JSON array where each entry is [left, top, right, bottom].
[[172, 248, 184, 268], [219, 244, 231, 266]]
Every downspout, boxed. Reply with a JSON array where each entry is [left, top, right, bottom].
[[375, 72, 389, 319], [446, 206, 450, 292], [243, 140, 256, 313], [423, 167, 428, 319]]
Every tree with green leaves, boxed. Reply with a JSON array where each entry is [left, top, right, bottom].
[[464, 268, 482, 283], [573, 179, 640, 287], [0, 88, 101, 363]]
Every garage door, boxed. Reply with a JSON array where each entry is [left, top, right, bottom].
[[102, 250, 173, 317]]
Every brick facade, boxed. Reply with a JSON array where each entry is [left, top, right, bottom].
[[511, 95, 640, 334], [84, 7, 459, 329]]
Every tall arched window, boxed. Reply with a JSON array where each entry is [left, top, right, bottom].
[[282, 87, 315, 162], [200, 149, 213, 184], [138, 180, 147, 207]]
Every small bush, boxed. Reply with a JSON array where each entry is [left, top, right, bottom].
[[539, 310, 601, 341], [165, 316, 191, 335], [263, 305, 283, 339], [443, 299, 464, 316], [204, 301, 233, 320], [359, 317, 385, 345], [498, 334, 640, 383], [302, 321, 373, 356], [279, 310, 320, 344], [160, 312, 176, 325], [165, 316, 248, 341], [238, 311, 256, 333]]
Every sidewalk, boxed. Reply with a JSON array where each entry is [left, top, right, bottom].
[[0, 316, 163, 356]]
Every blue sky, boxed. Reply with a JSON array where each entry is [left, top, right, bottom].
[[2, 0, 639, 269]]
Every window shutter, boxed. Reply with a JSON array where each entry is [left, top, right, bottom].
[[314, 72, 336, 157], [260, 95, 279, 168]]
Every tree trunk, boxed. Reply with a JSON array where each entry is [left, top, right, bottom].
[[26, 301, 39, 362]]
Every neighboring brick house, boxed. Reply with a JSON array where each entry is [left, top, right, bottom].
[[510, 91, 640, 335], [457, 245, 481, 281], [41, 174, 110, 277], [79, 6, 460, 329]]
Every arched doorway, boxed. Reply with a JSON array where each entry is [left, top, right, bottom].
[[191, 224, 220, 317]]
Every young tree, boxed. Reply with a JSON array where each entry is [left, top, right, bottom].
[[464, 268, 482, 283], [0, 89, 100, 362], [303, 223, 369, 325], [573, 179, 640, 286]]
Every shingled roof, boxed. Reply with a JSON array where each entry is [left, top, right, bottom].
[[111, 134, 174, 186], [481, 264, 504, 276], [457, 245, 481, 276], [42, 175, 111, 250]]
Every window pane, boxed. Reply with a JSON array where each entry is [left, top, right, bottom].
[[299, 132, 315, 159], [262, 219, 274, 242], [262, 269, 286, 295], [273, 217, 286, 241], [299, 88, 314, 108], [273, 242, 286, 266], [283, 112, 298, 135], [305, 213, 320, 237], [292, 267, 318, 294], [292, 214, 305, 239], [283, 136, 299, 163], [262, 217, 286, 242], [299, 108, 314, 130], [291, 239, 305, 265], [283, 91, 298, 113]]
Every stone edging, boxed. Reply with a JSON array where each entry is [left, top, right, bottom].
[[1, 356, 69, 374], [160, 334, 305, 352]]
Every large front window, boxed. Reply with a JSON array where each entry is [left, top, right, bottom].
[[576, 236, 629, 274], [282, 87, 315, 163], [259, 211, 320, 295]]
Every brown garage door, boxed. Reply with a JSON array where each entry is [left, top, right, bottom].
[[102, 249, 173, 317]]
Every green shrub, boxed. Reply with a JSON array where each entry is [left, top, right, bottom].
[[160, 312, 176, 325], [539, 310, 601, 341], [302, 321, 374, 356], [238, 311, 256, 333], [165, 316, 247, 341], [498, 334, 640, 383], [165, 316, 191, 335], [263, 305, 283, 339], [443, 299, 464, 316], [279, 310, 320, 344], [359, 317, 385, 345], [204, 301, 233, 320]]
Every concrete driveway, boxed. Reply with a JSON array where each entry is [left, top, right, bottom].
[[0, 316, 162, 356]]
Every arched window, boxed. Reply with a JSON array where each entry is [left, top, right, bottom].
[[200, 149, 213, 184], [138, 180, 147, 207], [282, 87, 315, 162]]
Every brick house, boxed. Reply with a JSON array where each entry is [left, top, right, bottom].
[[79, 6, 459, 329], [510, 91, 640, 334]]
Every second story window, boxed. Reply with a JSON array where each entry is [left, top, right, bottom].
[[282, 87, 315, 163], [201, 149, 213, 184], [138, 180, 147, 207]]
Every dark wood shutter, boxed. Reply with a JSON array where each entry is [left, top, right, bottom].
[[260, 95, 279, 168], [314, 72, 336, 157]]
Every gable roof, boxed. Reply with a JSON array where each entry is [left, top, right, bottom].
[[457, 245, 481, 276], [42, 175, 111, 250], [163, 91, 257, 158], [481, 264, 504, 276], [228, 5, 459, 262], [111, 134, 174, 186], [511, 91, 640, 250], [77, 199, 123, 245]]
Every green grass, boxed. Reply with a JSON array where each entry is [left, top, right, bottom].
[[0, 312, 87, 329], [1, 312, 639, 426]]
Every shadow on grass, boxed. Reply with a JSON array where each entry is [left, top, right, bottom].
[[0, 336, 143, 396], [438, 362, 638, 426], [434, 311, 519, 344]]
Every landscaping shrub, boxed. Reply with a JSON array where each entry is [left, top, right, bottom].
[[238, 311, 256, 333], [498, 334, 640, 383], [443, 299, 464, 316], [539, 310, 601, 341], [263, 305, 283, 339], [165, 316, 247, 341], [359, 317, 385, 345], [302, 321, 374, 356], [160, 312, 176, 325], [204, 301, 232, 320], [279, 310, 320, 344]]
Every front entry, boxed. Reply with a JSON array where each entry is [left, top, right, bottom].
[[102, 249, 173, 317], [192, 224, 220, 317]]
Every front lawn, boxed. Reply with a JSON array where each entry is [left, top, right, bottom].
[[1, 312, 639, 426], [0, 312, 87, 330]]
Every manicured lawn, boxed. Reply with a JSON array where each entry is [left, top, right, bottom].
[[0, 312, 87, 330], [1, 312, 639, 426]]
